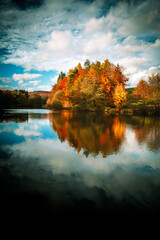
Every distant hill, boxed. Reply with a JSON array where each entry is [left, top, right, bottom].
[[28, 91, 51, 97]]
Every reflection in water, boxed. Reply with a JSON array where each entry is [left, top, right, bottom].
[[135, 117, 160, 152], [49, 111, 126, 157], [0, 109, 160, 217], [0, 110, 28, 123], [126, 116, 160, 152]]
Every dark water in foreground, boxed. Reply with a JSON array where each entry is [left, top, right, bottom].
[[0, 109, 160, 218]]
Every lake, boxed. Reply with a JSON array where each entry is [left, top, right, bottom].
[[0, 109, 160, 217]]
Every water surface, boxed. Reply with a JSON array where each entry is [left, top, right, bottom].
[[0, 109, 160, 217]]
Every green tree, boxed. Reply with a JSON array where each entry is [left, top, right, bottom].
[[84, 59, 91, 72], [57, 72, 66, 82], [29, 94, 42, 108], [41, 95, 49, 104], [68, 67, 78, 84], [0, 90, 15, 108], [11, 89, 29, 107], [148, 73, 160, 108]]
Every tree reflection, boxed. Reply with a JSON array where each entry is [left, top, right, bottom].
[[126, 116, 160, 152], [0, 110, 52, 123], [0, 110, 28, 123], [49, 111, 126, 157]]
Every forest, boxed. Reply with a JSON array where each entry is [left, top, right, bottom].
[[46, 59, 160, 115], [0, 90, 49, 109]]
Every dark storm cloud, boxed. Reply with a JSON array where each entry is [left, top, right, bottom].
[[11, 0, 44, 10], [0, 48, 9, 56]]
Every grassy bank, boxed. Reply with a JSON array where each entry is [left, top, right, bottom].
[[105, 105, 160, 116]]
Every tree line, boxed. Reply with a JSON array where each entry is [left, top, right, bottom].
[[131, 74, 160, 108], [1, 58, 159, 113], [47, 58, 160, 113], [0, 90, 49, 109]]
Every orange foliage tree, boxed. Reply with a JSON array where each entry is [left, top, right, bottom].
[[132, 79, 150, 104], [47, 58, 128, 110]]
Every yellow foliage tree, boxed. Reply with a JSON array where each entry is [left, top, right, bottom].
[[113, 84, 127, 109]]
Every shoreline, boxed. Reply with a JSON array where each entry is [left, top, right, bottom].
[[1, 105, 160, 116], [46, 106, 160, 116]]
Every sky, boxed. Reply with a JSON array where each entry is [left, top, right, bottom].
[[0, 0, 160, 92]]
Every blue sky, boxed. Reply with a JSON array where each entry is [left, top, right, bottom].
[[0, 0, 160, 91]]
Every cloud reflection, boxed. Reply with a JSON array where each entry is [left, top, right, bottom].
[[0, 109, 160, 215], [1, 134, 160, 214], [14, 125, 41, 136]]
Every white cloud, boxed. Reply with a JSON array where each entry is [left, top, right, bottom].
[[117, 57, 149, 75], [26, 84, 52, 92], [154, 39, 160, 47], [0, 77, 12, 83], [29, 80, 40, 86], [0, 84, 15, 90], [15, 79, 40, 89], [43, 30, 72, 53], [82, 32, 114, 56], [51, 75, 59, 84], [128, 65, 160, 87], [0, 0, 160, 88], [147, 65, 160, 74], [113, 36, 148, 58], [12, 73, 42, 81], [84, 17, 104, 34], [14, 126, 41, 137], [37, 85, 52, 91]]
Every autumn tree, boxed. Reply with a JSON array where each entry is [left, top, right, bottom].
[[58, 76, 68, 91], [70, 75, 83, 108], [68, 67, 78, 84], [113, 84, 127, 109], [46, 84, 59, 108], [90, 61, 101, 80], [100, 60, 128, 104], [100, 59, 111, 75], [80, 77, 106, 111], [47, 58, 128, 110], [51, 90, 64, 109], [148, 73, 160, 108], [132, 80, 150, 104], [148, 73, 160, 86]]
